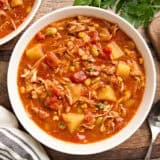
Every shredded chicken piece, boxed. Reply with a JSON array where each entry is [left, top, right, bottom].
[[100, 118, 115, 133], [31, 55, 47, 69], [64, 86, 73, 105], [52, 47, 66, 54], [10, 17, 16, 30], [0, 9, 16, 30], [31, 106, 50, 119], [102, 65, 116, 75], [100, 123, 106, 132], [90, 81, 104, 90], [30, 70, 38, 82], [79, 96, 96, 105], [77, 16, 92, 24], [135, 76, 145, 90], [82, 124, 95, 130], [0, 0, 10, 10], [110, 24, 119, 36], [103, 104, 113, 113], [67, 20, 87, 33], [21, 68, 31, 78], [128, 60, 143, 76], [0, 9, 6, 16], [21, 55, 47, 83], [119, 105, 127, 117]]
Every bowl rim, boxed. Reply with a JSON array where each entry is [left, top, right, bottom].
[[0, 0, 42, 45], [7, 6, 157, 155]]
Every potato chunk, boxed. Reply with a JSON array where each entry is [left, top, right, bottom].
[[26, 44, 44, 60], [62, 113, 84, 133], [117, 61, 130, 78], [97, 85, 117, 101], [107, 41, 124, 60], [65, 84, 82, 105], [131, 61, 142, 76], [11, 0, 23, 7]]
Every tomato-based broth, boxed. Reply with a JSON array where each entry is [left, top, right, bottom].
[[17, 16, 145, 144], [0, 0, 35, 38]]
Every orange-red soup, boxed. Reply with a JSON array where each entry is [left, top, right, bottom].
[[0, 0, 34, 38], [18, 16, 145, 144]]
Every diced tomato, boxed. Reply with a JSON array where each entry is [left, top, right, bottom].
[[36, 32, 46, 41], [46, 52, 60, 68], [45, 96, 58, 105], [31, 107, 50, 119], [0, 1, 3, 8], [0, 0, 5, 8], [115, 117, 124, 130], [49, 96, 58, 104], [44, 96, 60, 110], [70, 71, 87, 83], [76, 39, 85, 47], [90, 31, 99, 43], [103, 47, 111, 58], [84, 112, 95, 124]]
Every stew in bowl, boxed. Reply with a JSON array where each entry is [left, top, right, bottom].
[[8, 6, 156, 155], [18, 16, 145, 144], [0, 0, 41, 45]]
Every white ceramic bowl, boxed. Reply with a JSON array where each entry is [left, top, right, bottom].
[[7, 6, 156, 155], [0, 0, 41, 45]]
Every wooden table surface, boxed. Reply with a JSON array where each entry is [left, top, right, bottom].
[[0, 0, 160, 159]]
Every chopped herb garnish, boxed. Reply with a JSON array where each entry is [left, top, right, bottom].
[[59, 122, 65, 126], [89, 67, 94, 72], [73, 0, 160, 28], [58, 122, 65, 129], [96, 103, 105, 110]]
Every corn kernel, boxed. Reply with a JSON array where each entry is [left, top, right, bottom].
[[82, 54, 88, 60], [139, 58, 144, 64], [67, 41, 73, 47], [69, 66, 75, 72], [79, 48, 85, 56], [53, 115, 59, 121], [91, 45, 99, 56], [101, 64, 105, 69], [26, 6, 32, 13], [81, 103, 88, 109], [45, 27, 57, 36], [58, 26, 64, 30], [94, 23, 99, 28], [84, 78, 91, 86], [78, 32, 84, 38], [78, 32, 90, 42], [91, 77, 100, 84], [20, 86, 25, 94]]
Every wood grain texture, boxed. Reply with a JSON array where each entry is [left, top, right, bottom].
[[0, 0, 160, 159]]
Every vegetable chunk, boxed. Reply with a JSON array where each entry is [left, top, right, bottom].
[[97, 85, 117, 101], [26, 44, 44, 60], [45, 27, 57, 36], [65, 83, 82, 105], [107, 41, 124, 60], [62, 113, 84, 133], [11, 0, 23, 7], [117, 61, 130, 78]]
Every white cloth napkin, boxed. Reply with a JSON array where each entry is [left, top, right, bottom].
[[0, 105, 50, 160]]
